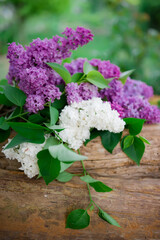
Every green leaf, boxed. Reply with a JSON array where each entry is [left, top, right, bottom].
[[60, 162, 73, 173], [0, 129, 10, 143], [8, 107, 21, 119], [90, 205, 94, 211], [28, 114, 45, 124], [105, 77, 115, 84], [101, 131, 122, 153], [0, 117, 9, 130], [8, 122, 45, 143], [121, 136, 145, 165], [37, 172, 42, 179], [56, 171, 73, 182], [4, 86, 27, 107], [123, 135, 134, 149], [71, 72, 84, 82], [0, 79, 8, 86], [84, 129, 101, 146], [139, 135, 150, 144], [124, 118, 145, 135], [80, 175, 112, 192], [0, 79, 10, 93], [86, 70, 109, 89], [119, 69, 135, 84], [51, 94, 67, 110], [66, 209, 90, 229], [83, 61, 96, 74], [49, 144, 87, 162], [56, 84, 65, 92], [98, 208, 121, 227], [40, 108, 50, 118], [4, 134, 43, 149], [45, 124, 64, 132], [49, 105, 59, 126], [37, 149, 61, 185], [0, 93, 13, 106], [85, 130, 122, 152], [43, 136, 60, 149], [89, 182, 112, 192], [46, 62, 71, 84], [62, 58, 72, 65], [44, 138, 72, 176], [5, 134, 27, 149]]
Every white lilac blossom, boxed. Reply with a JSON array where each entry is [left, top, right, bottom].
[[58, 98, 125, 150], [2, 139, 48, 178]]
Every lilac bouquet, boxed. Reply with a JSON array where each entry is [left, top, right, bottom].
[[1, 27, 160, 230]]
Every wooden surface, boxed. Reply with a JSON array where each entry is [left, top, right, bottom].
[[0, 124, 160, 240]]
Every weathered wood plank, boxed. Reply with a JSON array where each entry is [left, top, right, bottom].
[[0, 124, 160, 240]]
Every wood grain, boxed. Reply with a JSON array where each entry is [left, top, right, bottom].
[[0, 124, 160, 240]]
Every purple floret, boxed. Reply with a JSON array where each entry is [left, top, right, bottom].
[[65, 82, 83, 104], [124, 78, 153, 99], [25, 95, 45, 113], [65, 82, 99, 104], [96, 60, 121, 79], [119, 97, 160, 123], [61, 27, 94, 50], [111, 102, 125, 118], [100, 79, 123, 102], [79, 83, 99, 100], [18, 67, 48, 95], [36, 84, 61, 103]]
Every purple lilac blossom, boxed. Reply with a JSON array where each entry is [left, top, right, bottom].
[[111, 102, 125, 118], [95, 60, 120, 79], [100, 79, 123, 102], [99, 79, 159, 123], [124, 78, 153, 99], [25, 95, 45, 113], [65, 82, 99, 104], [36, 84, 61, 103], [65, 82, 83, 104], [119, 97, 160, 123], [6, 27, 93, 113]]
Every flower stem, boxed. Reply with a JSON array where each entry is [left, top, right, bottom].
[[78, 149, 93, 204], [53, 130, 63, 143], [7, 111, 29, 121], [87, 182, 93, 202], [81, 160, 86, 174]]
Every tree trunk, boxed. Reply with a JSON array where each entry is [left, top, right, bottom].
[[0, 124, 160, 240]]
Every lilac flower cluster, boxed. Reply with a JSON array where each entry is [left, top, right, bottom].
[[66, 82, 99, 104], [124, 78, 153, 99], [64, 58, 160, 123], [118, 97, 160, 123], [111, 102, 124, 118], [99, 78, 159, 123], [6, 27, 93, 113]]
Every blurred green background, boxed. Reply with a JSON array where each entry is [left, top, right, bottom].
[[0, 0, 160, 93]]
